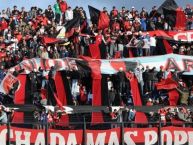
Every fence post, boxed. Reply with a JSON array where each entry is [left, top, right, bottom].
[[45, 122, 49, 145], [83, 116, 86, 145], [121, 122, 124, 145], [158, 116, 162, 145], [7, 122, 10, 145]]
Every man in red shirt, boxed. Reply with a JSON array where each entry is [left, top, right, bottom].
[[123, 16, 132, 31], [59, 0, 68, 13], [110, 6, 118, 19], [0, 18, 8, 34]]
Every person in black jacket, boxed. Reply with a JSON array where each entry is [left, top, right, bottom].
[[45, 5, 55, 21], [156, 65, 164, 82], [109, 87, 116, 106], [117, 67, 126, 96], [143, 66, 150, 93]]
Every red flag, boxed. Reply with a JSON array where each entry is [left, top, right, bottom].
[[42, 36, 61, 45], [98, 12, 110, 30], [175, 8, 187, 30], [89, 43, 101, 59], [155, 78, 178, 90], [147, 30, 171, 38], [168, 89, 179, 106]]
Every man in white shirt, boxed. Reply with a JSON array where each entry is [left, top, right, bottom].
[[65, 7, 73, 21], [143, 33, 151, 56], [134, 67, 144, 94], [150, 34, 156, 55], [107, 76, 113, 91], [41, 47, 49, 59]]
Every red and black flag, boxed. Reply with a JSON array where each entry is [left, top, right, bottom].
[[125, 73, 148, 124], [158, 0, 186, 30], [57, 16, 80, 38], [54, 71, 75, 126], [87, 60, 110, 124], [156, 37, 173, 54], [88, 5, 100, 25], [163, 7, 186, 30], [13, 72, 75, 125], [88, 5, 110, 30], [155, 78, 179, 106], [13, 75, 34, 124], [42, 36, 61, 45]]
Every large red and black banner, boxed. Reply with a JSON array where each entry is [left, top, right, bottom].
[[1, 126, 193, 145]]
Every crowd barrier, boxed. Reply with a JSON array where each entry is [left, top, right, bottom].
[[1, 121, 193, 145]]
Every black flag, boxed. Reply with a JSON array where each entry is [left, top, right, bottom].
[[88, 5, 100, 25], [157, 0, 178, 14]]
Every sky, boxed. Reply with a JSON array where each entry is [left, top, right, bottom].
[[0, 0, 193, 16]]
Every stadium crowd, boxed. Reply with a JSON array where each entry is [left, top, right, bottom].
[[0, 0, 193, 128]]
